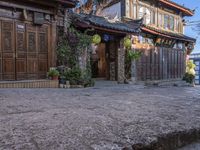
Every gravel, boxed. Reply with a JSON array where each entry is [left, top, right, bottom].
[[0, 84, 200, 150]]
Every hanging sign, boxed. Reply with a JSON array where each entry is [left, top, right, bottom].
[[34, 12, 45, 25]]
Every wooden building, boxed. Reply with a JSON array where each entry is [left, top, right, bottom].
[[73, 13, 141, 83], [99, 0, 196, 81], [0, 0, 75, 81]]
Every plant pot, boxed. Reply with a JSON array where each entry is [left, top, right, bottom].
[[52, 76, 59, 80]]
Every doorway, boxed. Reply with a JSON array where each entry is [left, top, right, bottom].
[[91, 43, 108, 79], [0, 19, 49, 81]]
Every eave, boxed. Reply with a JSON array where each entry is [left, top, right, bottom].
[[73, 13, 141, 36], [159, 0, 194, 16], [57, 0, 76, 8], [141, 25, 196, 43]]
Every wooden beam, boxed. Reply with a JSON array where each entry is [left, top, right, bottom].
[[90, 25, 128, 35], [0, 1, 54, 14], [159, 0, 194, 16]]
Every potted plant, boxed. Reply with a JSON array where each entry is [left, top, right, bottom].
[[47, 68, 60, 80]]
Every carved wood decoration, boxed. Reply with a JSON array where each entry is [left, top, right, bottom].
[[0, 0, 59, 81], [0, 21, 49, 81], [16, 23, 26, 80], [34, 12, 45, 25], [27, 24, 38, 79], [38, 26, 48, 79], [26, 24, 49, 80], [2, 21, 15, 80]]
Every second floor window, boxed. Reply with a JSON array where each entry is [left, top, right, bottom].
[[129, 0, 137, 19], [138, 6, 155, 25], [164, 14, 174, 31]]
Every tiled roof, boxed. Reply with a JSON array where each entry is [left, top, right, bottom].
[[58, 0, 77, 7], [73, 13, 141, 34], [142, 25, 196, 43]]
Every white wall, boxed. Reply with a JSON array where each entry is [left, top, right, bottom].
[[99, 2, 121, 20]]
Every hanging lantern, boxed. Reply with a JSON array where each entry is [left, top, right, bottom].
[[103, 34, 110, 42], [124, 37, 132, 49], [92, 34, 101, 45]]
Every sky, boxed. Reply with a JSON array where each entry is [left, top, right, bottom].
[[173, 0, 200, 53]]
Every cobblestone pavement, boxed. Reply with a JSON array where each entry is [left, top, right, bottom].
[[178, 142, 200, 150], [0, 84, 200, 150]]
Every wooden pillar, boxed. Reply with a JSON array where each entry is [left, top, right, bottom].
[[117, 39, 125, 83], [50, 21, 57, 67]]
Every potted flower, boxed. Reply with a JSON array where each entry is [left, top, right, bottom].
[[47, 68, 60, 80]]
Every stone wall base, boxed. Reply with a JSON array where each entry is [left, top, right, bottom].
[[0, 80, 59, 88]]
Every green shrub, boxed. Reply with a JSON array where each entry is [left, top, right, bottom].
[[48, 68, 59, 77], [64, 67, 82, 85], [183, 60, 196, 84], [183, 73, 195, 84], [64, 67, 94, 87]]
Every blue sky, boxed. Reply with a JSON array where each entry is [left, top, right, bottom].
[[173, 0, 200, 53]]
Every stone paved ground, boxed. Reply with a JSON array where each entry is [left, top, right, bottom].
[[178, 142, 200, 150], [0, 84, 200, 150]]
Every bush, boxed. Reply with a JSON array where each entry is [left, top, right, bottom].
[[64, 67, 94, 87], [183, 60, 196, 84], [80, 70, 95, 87], [183, 73, 195, 84], [48, 68, 59, 77], [64, 67, 82, 85]]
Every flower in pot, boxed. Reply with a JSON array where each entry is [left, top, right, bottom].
[[47, 68, 60, 80]]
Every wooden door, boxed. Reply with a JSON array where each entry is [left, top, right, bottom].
[[27, 24, 38, 79], [1, 21, 15, 80], [38, 26, 48, 79], [16, 23, 27, 80], [97, 43, 107, 78]]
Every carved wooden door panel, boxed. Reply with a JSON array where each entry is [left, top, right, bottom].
[[27, 24, 38, 79], [37, 26, 48, 79], [1, 21, 15, 80], [16, 23, 27, 80]]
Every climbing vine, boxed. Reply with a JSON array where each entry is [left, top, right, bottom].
[[125, 48, 142, 79], [57, 26, 94, 87]]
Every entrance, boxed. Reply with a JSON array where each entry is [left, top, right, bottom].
[[0, 20, 49, 81], [91, 43, 108, 78]]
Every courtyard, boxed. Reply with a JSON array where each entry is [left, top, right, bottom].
[[0, 84, 200, 150]]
